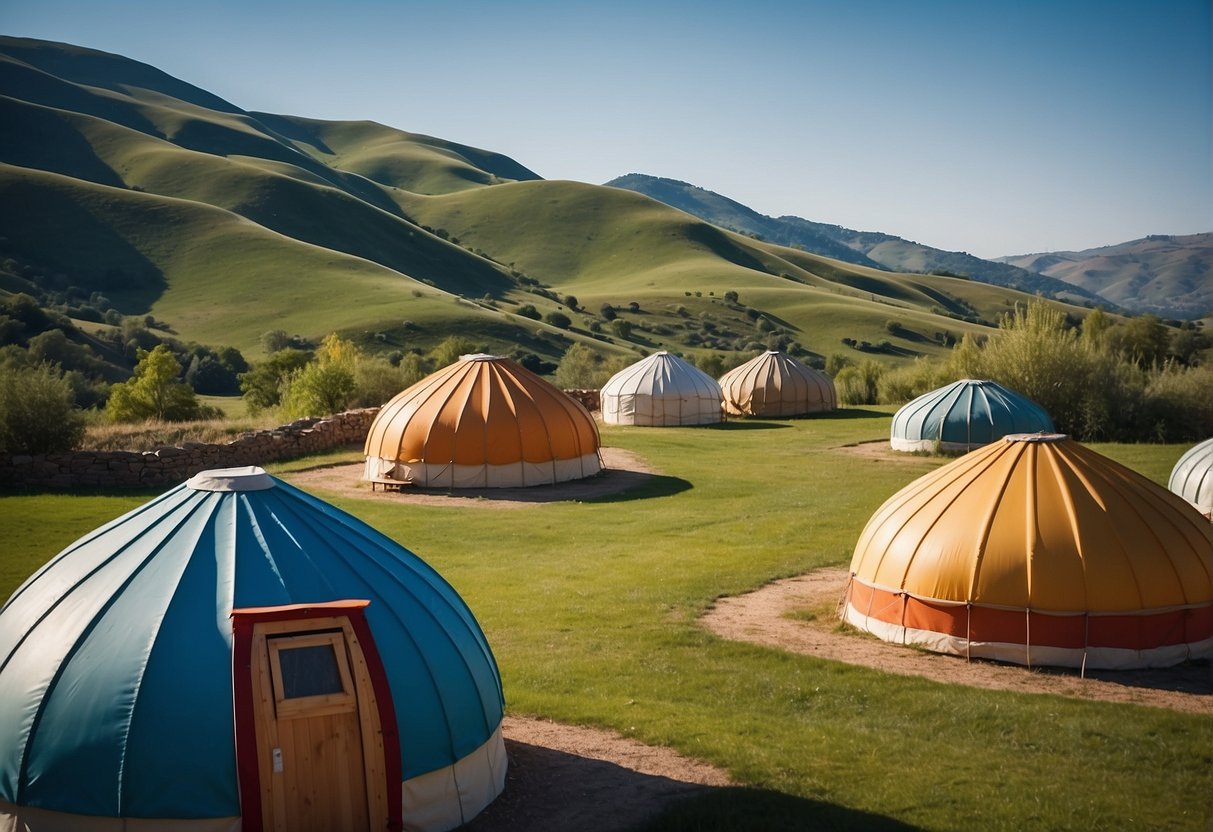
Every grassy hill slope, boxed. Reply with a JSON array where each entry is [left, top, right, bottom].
[[606, 174, 1112, 308], [1, 36, 1094, 369]]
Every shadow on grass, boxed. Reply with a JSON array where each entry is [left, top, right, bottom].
[[643, 787, 922, 832], [463, 739, 920, 832], [583, 472, 692, 503], [827, 408, 891, 420], [704, 421, 791, 431]]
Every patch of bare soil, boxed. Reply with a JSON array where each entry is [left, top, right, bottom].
[[701, 567, 1213, 715], [284, 447, 658, 509], [462, 716, 731, 832]]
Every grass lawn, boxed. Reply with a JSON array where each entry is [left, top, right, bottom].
[[0, 409, 1209, 830]]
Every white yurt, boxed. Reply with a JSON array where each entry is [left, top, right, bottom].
[[718, 350, 836, 417], [600, 351, 724, 426], [1170, 436, 1213, 516]]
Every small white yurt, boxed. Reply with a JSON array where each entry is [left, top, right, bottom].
[[600, 351, 724, 426], [1170, 437, 1213, 516], [718, 350, 836, 417]]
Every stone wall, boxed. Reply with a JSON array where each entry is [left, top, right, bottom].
[[0, 408, 380, 490]]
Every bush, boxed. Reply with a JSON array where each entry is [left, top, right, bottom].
[[600, 303, 617, 321], [0, 363, 86, 453], [516, 304, 542, 321], [544, 311, 572, 329]]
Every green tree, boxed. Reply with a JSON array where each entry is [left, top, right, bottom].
[[0, 363, 86, 453], [516, 304, 542, 321], [261, 330, 291, 353], [429, 335, 479, 368], [279, 334, 358, 418], [240, 349, 311, 414], [106, 345, 203, 422], [554, 344, 609, 388]]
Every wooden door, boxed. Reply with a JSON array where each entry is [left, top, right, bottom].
[[233, 604, 397, 832]]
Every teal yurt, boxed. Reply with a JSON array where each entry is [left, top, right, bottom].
[[890, 379, 1054, 453], [1170, 437, 1213, 516], [0, 467, 505, 832]]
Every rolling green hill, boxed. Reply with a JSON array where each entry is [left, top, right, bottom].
[[606, 173, 1112, 309], [1, 36, 1096, 370]]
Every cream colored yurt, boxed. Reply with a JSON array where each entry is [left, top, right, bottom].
[[718, 350, 836, 417], [364, 354, 601, 488], [1170, 437, 1213, 516], [843, 434, 1213, 669], [890, 379, 1054, 452], [0, 467, 505, 832], [600, 351, 723, 426]]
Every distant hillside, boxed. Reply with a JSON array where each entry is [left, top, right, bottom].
[[1, 36, 1098, 375], [606, 174, 1110, 308], [998, 234, 1213, 318]]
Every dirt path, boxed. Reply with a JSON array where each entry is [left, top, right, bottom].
[[463, 716, 731, 832], [701, 567, 1213, 715], [284, 447, 659, 509]]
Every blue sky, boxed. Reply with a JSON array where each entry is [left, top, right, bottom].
[[4, 0, 1210, 258]]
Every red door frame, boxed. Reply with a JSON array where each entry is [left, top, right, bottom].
[[231, 600, 403, 832]]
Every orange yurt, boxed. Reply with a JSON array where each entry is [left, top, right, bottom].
[[364, 354, 601, 488], [718, 350, 836, 417], [842, 433, 1213, 669]]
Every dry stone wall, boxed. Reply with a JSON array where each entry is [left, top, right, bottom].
[[0, 409, 379, 490]]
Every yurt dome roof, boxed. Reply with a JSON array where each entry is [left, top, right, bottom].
[[600, 351, 723, 426], [364, 353, 600, 488], [718, 350, 836, 417], [890, 379, 1054, 452], [0, 467, 504, 826], [1169, 436, 1213, 514], [844, 434, 1213, 669]]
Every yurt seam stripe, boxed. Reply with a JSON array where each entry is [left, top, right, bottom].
[[13, 494, 213, 807]]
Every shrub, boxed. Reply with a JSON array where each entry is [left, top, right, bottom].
[[544, 311, 572, 330], [600, 303, 617, 321], [516, 304, 542, 321], [0, 363, 86, 454]]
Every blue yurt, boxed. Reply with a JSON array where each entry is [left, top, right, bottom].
[[1170, 436, 1213, 516], [890, 379, 1054, 453], [0, 467, 505, 832]]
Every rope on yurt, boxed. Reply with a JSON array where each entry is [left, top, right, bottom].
[[1081, 613, 1090, 679], [1024, 607, 1032, 669], [899, 590, 909, 645], [965, 602, 972, 663]]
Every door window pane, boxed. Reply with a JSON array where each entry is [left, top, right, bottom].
[[278, 644, 344, 698]]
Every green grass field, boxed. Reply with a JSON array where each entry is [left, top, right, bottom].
[[1, 409, 1208, 831]]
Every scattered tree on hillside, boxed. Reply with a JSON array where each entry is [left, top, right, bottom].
[[599, 304, 617, 321], [516, 304, 542, 321], [544, 311, 572, 330]]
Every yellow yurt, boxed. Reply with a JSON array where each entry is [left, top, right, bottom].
[[364, 354, 601, 488], [843, 434, 1213, 669], [718, 350, 836, 417]]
